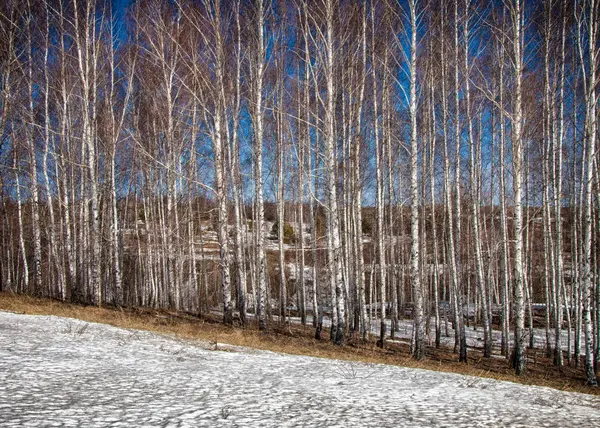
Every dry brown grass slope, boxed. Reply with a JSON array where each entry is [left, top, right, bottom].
[[0, 291, 597, 396]]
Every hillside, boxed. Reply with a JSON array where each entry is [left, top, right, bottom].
[[1, 308, 600, 427], [0, 293, 598, 398]]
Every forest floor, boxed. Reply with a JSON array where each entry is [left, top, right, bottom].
[[0, 291, 598, 400], [1, 306, 600, 427]]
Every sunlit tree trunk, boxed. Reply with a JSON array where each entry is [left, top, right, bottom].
[[41, 2, 64, 299], [371, 1, 386, 347], [13, 139, 29, 293], [206, 0, 232, 324], [453, 0, 467, 362], [297, 77, 307, 325], [254, 0, 268, 331], [324, 0, 346, 345], [578, 0, 598, 386], [353, 2, 369, 340], [497, 36, 511, 359], [552, 0, 568, 367], [510, 0, 527, 375], [428, 56, 441, 348], [230, 0, 247, 325], [25, 0, 42, 296], [408, 0, 425, 360], [276, 78, 287, 325], [383, 43, 398, 339], [541, 0, 556, 358]]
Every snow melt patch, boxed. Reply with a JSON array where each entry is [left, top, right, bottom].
[[1, 311, 599, 427]]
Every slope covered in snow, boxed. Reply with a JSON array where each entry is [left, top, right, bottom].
[[1, 311, 599, 427]]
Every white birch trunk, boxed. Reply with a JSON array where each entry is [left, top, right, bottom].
[[13, 143, 29, 292], [354, 2, 368, 340], [41, 3, 64, 299], [579, 0, 598, 385], [463, 0, 491, 357], [453, 0, 467, 362], [255, 0, 267, 331], [409, 0, 425, 360], [510, 0, 527, 375], [428, 62, 441, 348], [325, 0, 345, 345], [440, 3, 463, 358], [498, 41, 511, 359], [276, 83, 287, 324], [552, 0, 569, 367], [371, 3, 386, 346], [230, 1, 247, 325], [25, 2, 42, 295]]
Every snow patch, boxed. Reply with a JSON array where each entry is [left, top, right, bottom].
[[1, 311, 599, 427]]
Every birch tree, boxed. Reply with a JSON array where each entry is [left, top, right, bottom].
[[408, 0, 425, 360], [252, 0, 268, 331], [578, 0, 598, 386], [508, 0, 527, 375]]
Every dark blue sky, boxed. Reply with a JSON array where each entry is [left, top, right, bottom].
[[112, 0, 131, 42]]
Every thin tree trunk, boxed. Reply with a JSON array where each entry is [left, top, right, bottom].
[[579, 0, 598, 385], [372, 2, 386, 347], [440, 1, 463, 358], [463, 0, 491, 357], [276, 80, 287, 325], [552, 0, 569, 367], [25, 2, 42, 296], [409, 0, 425, 360], [498, 38, 511, 359], [13, 142, 29, 293], [453, 0, 467, 363], [428, 61, 441, 349], [254, 0, 268, 331], [229, 0, 246, 325]]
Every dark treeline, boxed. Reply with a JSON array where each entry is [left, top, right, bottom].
[[0, 0, 599, 384]]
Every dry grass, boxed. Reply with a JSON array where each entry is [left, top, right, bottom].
[[1, 291, 598, 396]]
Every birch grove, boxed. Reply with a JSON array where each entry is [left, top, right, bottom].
[[0, 0, 599, 383]]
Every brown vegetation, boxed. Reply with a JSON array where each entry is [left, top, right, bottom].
[[1, 291, 597, 396]]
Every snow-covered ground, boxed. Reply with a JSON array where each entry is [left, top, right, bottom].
[[1, 312, 599, 427]]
